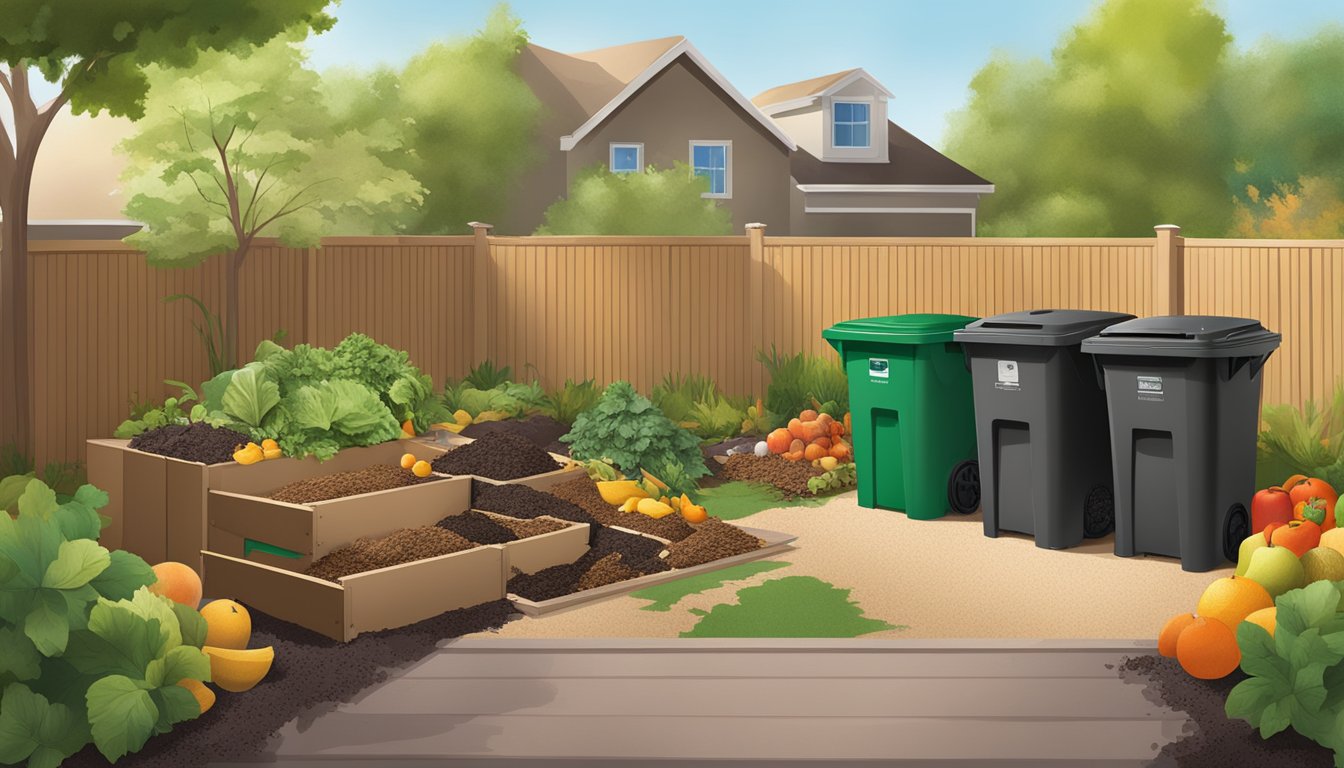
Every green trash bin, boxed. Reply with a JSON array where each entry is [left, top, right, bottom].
[[823, 314, 981, 520]]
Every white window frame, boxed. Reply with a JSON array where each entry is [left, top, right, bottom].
[[609, 142, 644, 173], [831, 100, 871, 149], [688, 140, 732, 199]]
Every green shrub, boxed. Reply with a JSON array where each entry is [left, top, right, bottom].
[[1257, 382, 1344, 491], [542, 379, 603, 425], [652, 374, 750, 442], [536, 163, 733, 236], [561, 381, 709, 482], [757, 346, 849, 425], [463, 360, 513, 390]]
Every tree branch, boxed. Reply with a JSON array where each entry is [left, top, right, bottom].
[[185, 172, 229, 211], [241, 156, 283, 232], [248, 178, 331, 236], [0, 69, 12, 103]]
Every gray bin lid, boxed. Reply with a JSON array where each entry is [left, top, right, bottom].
[[953, 309, 1135, 347], [1080, 315, 1281, 358]]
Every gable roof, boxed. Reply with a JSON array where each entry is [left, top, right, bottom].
[[752, 68, 895, 114], [527, 36, 795, 152], [790, 121, 993, 189]]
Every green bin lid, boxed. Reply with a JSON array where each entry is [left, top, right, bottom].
[[823, 313, 978, 347], [954, 309, 1135, 348], [1080, 315, 1281, 358]]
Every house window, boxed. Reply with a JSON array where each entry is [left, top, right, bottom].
[[833, 101, 870, 148], [690, 141, 731, 198], [609, 143, 643, 173]]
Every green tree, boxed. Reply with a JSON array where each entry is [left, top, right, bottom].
[[119, 34, 423, 369], [943, 0, 1234, 236], [0, 0, 334, 452], [324, 4, 541, 233], [537, 164, 733, 235]]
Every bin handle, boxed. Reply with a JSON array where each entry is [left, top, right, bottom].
[[962, 345, 973, 373], [1229, 349, 1276, 380], [1091, 353, 1107, 391]]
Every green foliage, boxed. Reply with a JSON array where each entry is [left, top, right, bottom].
[[536, 164, 734, 235], [808, 463, 858, 495], [0, 478, 207, 766], [943, 0, 1235, 236], [120, 31, 424, 266], [323, 4, 541, 233], [1225, 580, 1344, 757], [441, 380, 545, 420], [463, 361, 513, 391], [1258, 384, 1344, 493], [652, 375, 750, 442], [756, 346, 849, 425], [561, 381, 710, 483], [0, 453, 85, 506], [163, 293, 228, 379], [680, 576, 898, 638], [114, 380, 205, 439], [541, 379, 603, 425]]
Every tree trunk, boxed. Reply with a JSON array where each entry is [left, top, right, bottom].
[[0, 193, 26, 452], [226, 246, 249, 370]]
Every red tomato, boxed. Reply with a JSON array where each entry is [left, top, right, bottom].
[[1251, 486, 1295, 533]]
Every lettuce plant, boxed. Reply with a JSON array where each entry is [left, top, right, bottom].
[[0, 478, 210, 766]]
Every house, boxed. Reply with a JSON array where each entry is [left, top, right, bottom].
[[506, 37, 992, 236]]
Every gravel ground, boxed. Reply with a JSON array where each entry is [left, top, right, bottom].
[[1119, 654, 1331, 767], [61, 600, 518, 768]]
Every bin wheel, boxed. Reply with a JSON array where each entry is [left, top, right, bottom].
[[1083, 485, 1115, 538], [948, 460, 981, 514], [1223, 504, 1250, 563]]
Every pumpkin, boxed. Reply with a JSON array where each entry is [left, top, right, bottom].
[[766, 428, 793, 454]]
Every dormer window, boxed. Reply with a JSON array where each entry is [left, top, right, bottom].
[[833, 102, 870, 148]]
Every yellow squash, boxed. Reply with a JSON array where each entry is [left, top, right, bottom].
[[596, 480, 650, 506], [636, 498, 675, 519]]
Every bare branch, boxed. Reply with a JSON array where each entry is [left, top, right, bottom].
[[241, 155, 284, 231], [248, 178, 332, 236], [185, 172, 229, 211]]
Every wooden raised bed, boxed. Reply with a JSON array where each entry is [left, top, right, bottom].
[[411, 435, 583, 491], [507, 525, 798, 617], [201, 545, 507, 642]]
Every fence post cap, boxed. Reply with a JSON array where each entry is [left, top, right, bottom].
[[745, 222, 767, 231], [468, 221, 494, 231], [1154, 224, 1181, 232]]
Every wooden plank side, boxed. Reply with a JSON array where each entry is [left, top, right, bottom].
[[164, 458, 211, 573], [312, 476, 471, 557], [201, 551, 347, 641], [84, 440, 126, 551], [335, 676, 1178, 720], [120, 449, 167, 565], [405, 648, 1141, 680], [268, 713, 1180, 762], [207, 491, 315, 555], [341, 545, 505, 639], [490, 515, 589, 575]]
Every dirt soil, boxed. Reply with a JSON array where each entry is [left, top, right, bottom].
[[1119, 654, 1331, 767], [431, 431, 562, 480], [128, 423, 252, 465], [62, 600, 518, 768], [460, 414, 572, 456]]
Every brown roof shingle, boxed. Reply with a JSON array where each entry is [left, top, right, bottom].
[[791, 122, 991, 186]]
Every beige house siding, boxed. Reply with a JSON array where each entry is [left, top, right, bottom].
[[768, 106, 824, 157], [566, 56, 792, 232]]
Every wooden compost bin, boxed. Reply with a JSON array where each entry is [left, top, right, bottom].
[[507, 525, 798, 617], [201, 546, 507, 642], [85, 438, 448, 573]]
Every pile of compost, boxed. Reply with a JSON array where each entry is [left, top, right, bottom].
[[720, 454, 824, 498], [128, 422, 253, 465], [435, 510, 521, 545], [507, 526, 671, 602], [664, 518, 765, 569], [548, 475, 697, 541], [431, 431, 563, 480], [269, 464, 438, 504], [471, 481, 598, 539], [304, 526, 475, 582], [460, 414, 572, 456]]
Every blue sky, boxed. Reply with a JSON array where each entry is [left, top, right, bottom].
[[299, 0, 1344, 148]]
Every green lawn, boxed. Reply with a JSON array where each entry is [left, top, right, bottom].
[[680, 576, 902, 638], [631, 560, 791, 612]]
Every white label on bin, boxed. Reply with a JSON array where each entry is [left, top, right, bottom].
[[995, 360, 1020, 390], [1137, 375, 1164, 402], [868, 358, 889, 379]]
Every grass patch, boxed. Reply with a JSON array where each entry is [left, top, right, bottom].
[[696, 480, 827, 521], [681, 576, 901, 638], [631, 560, 791, 612]]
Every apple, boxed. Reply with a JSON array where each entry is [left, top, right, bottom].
[[1301, 546, 1344, 584], [1242, 545, 1306, 598], [1236, 532, 1271, 577]]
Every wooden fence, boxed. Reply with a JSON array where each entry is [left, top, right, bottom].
[[22, 226, 1344, 468]]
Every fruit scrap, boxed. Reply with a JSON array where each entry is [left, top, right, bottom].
[[202, 645, 275, 692], [680, 503, 708, 524], [411, 460, 433, 478], [635, 497, 676, 518], [640, 468, 670, 491], [401, 419, 416, 438], [453, 409, 473, 426], [597, 480, 649, 506], [177, 678, 215, 715], [618, 497, 641, 513], [232, 442, 264, 465], [400, 452, 417, 469]]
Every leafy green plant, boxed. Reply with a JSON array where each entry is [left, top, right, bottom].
[[561, 381, 710, 483], [0, 450, 85, 503], [164, 293, 227, 379], [1225, 580, 1344, 759], [1258, 383, 1344, 491], [642, 457, 701, 500], [757, 346, 849, 426], [652, 375, 751, 441], [808, 463, 858, 495], [542, 379, 603, 425], [113, 380, 207, 439], [687, 397, 748, 442], [0, 477, 210, 766], [463, 360, 512, 390]]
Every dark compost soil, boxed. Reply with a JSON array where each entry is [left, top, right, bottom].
[[471, 480, 599, 541], [128, 422, 253, 465], [269, 464, 439, 504], [431, 431, 562, 480], [62, 600, 518, 768], [435, 509, 520, 545], [1118, 654, 1331, 767], [304, 527, 475, 582], [493, 515, 568, 539], [664, 517, 764, 568], [547, 475, 697, 541], [460, 414, 572, 456], [507, 526, 670, 602], [720, 453, 824, 498]]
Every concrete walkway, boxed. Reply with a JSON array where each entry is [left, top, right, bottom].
[[232, 638, 1188, 766]]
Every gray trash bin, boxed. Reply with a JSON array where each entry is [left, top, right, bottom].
[[955, 309, 1135, 549], [1081, 316, 1281, 572]]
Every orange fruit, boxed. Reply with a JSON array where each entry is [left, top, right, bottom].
[[148, 562, 203, 609], [1243, 606, 1276, 638], [1158, 612, 1197, 657], [400, 453, 416, 470], [200, 599, 252, 650], [177, 678, 215, 714], [1176, 617, 1241, 679], [411, 460, 432, 478], [1196, 576, 1273, 631]]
